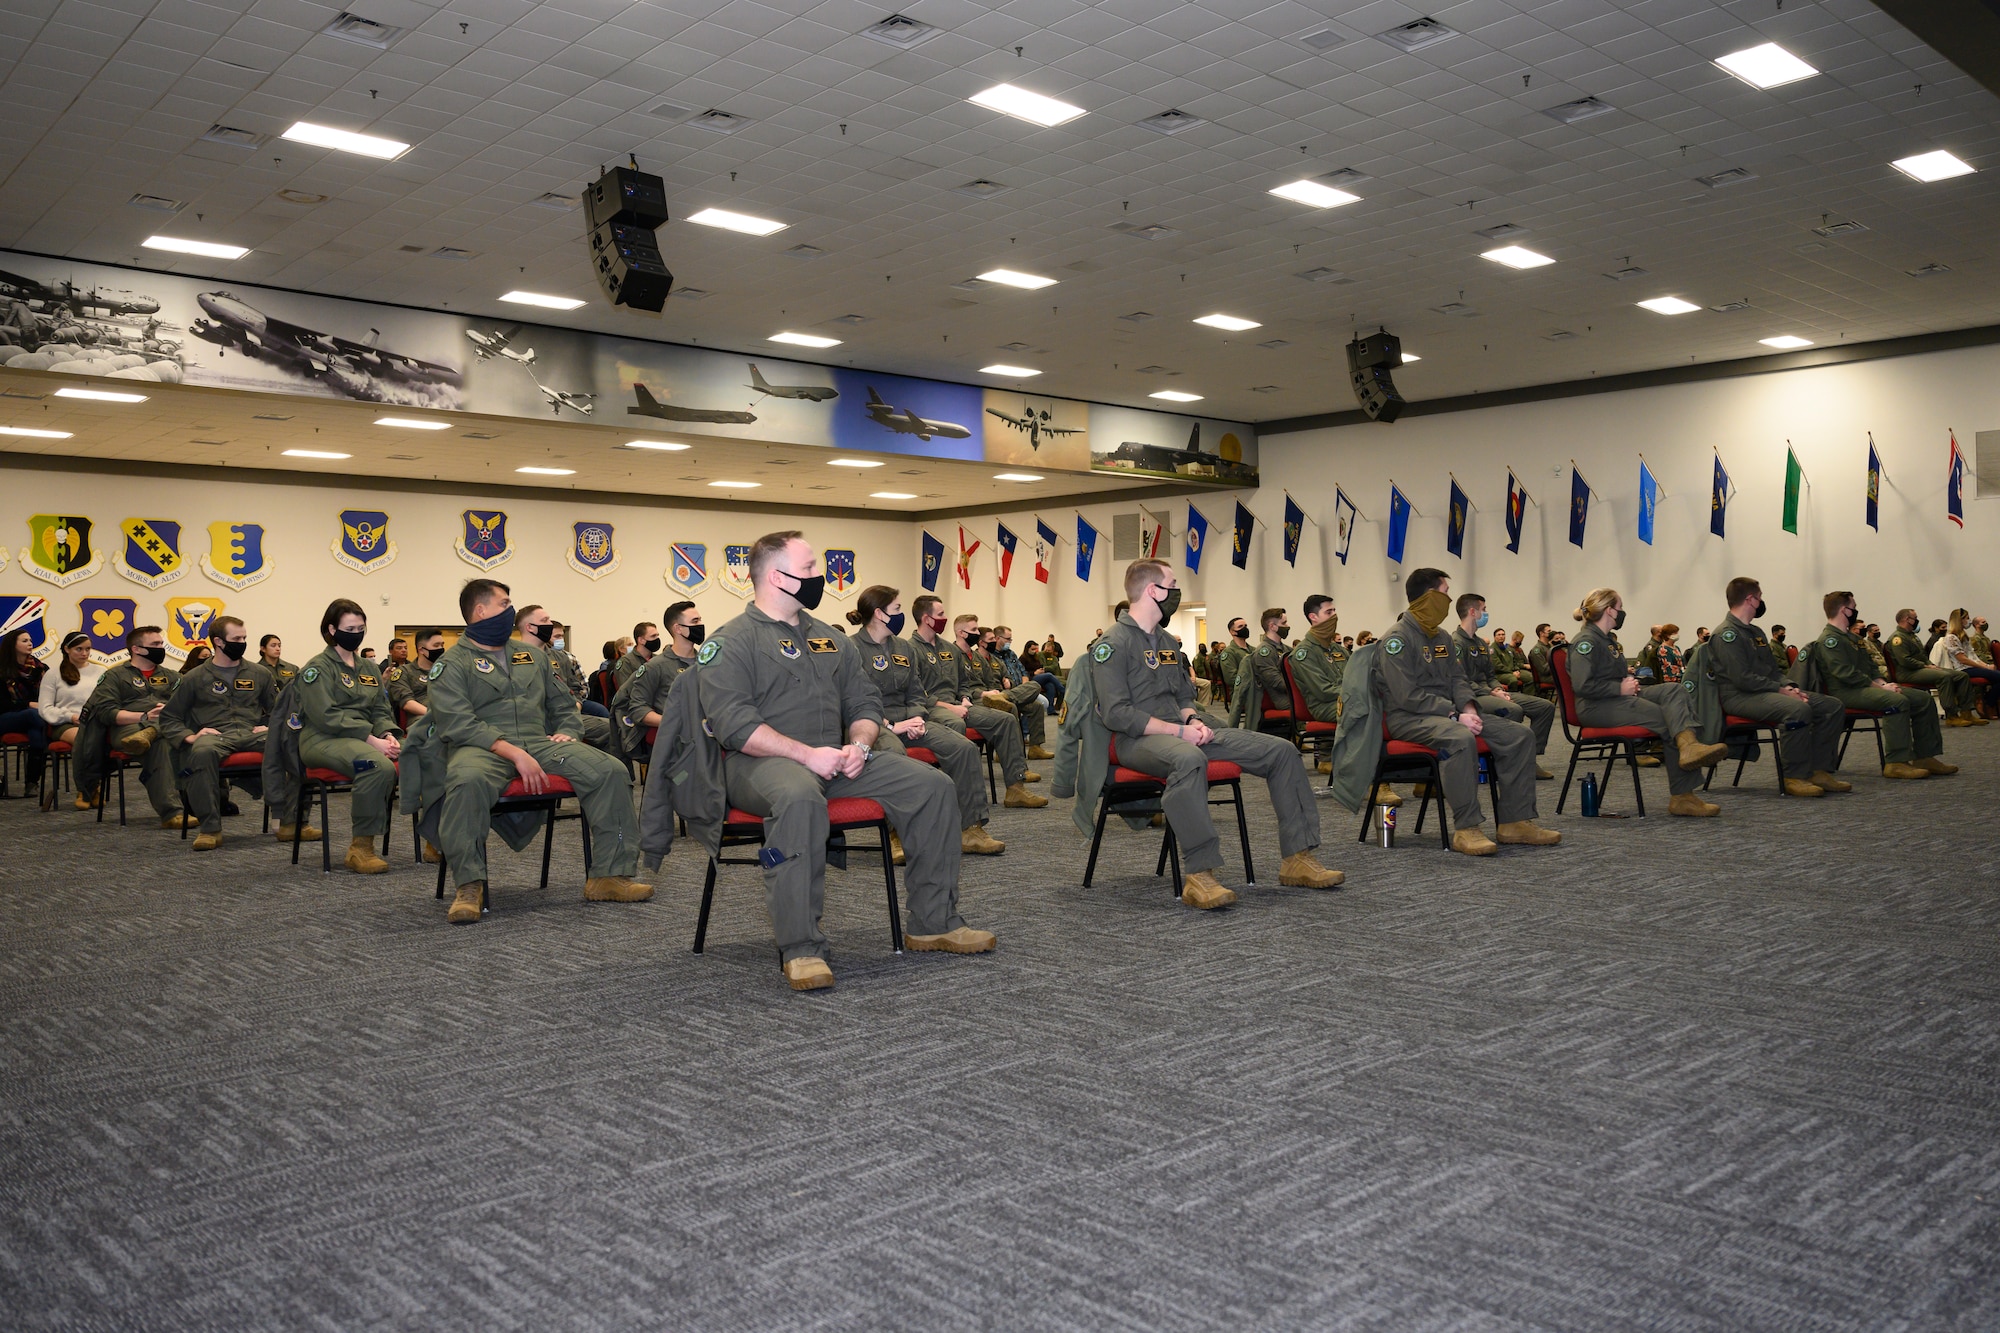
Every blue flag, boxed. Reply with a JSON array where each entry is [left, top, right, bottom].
[[1282, 495, 1305, 566], [1505, 471, 1527, 554], [1076, 515, 1098, 580], [920, 529, 945, 591], [1638, 461, 1659, 546], [1948, 431, 1965, 528], [1231, 502, 1254, 569], [1866, 438, 1880, 531], [1334, 488, 1356, 565], [1386, 485, 1411, 564], [1568, 469, 1589, 548], [1185, 505, 1209, 573], [1710, 456, 1730, 537], [1446, 479, 1468, 558]]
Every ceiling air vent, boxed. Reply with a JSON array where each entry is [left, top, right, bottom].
[[1138, 108, 1204, 135], [1296, 27, 1346, 51], [1544, 330, 1578, 341], [1696, 167, 1756, 188], [861, 14, 941, 49], [1250, 385, 1282, 393], [431, 246, 476, 261], [1812, 219, 1868, 237], [276, 189, 327, 204], [530, 193, 577, 210], [690, 110, 748, 134], [952, 179, 1011, 198], [1376, 18, 1458, 52], [1907, 262, 1952, 277], [829, 313, 870, 325], [998, 341, 1032, 352], [1258, 339, 1290, 350], [1135, 365, 1170, 375], [1296, 267, 1351, 284], [397, 244, 423, 253], [128, 193, 185, 213], [786, 244, 826, 258], [1544, 97, 1613, 125], [950, 277, 988, 291], [672, 287, 710, 300], [1603, 265, 1648, 281], [252, 413, 293, 421], [1118, 311, 1154, 322], [1708, 299, 1752, 312], [1475, 222, 1527, 240], [646, 102, 693, 121], [1109, 222, 1177, 240], [322, 12, 403, 48], [1433, 302, 1478, 317], [203, 124, 268, 148], [1320, 168, 1369, 187], [462, 432, 500, 440]]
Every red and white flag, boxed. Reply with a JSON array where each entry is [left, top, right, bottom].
[[956, 524, 981, 588]]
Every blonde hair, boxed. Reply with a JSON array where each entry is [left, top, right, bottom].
[[1573, 587, 1620, 624], [1949, 608, 1970, 635]]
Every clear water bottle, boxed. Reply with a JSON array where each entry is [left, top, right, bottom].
[[1379, 805, 1397, 848], [1580, 772, 1600, 817]]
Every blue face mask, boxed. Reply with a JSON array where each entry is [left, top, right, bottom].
[[1475, 611, 1489, 629], [885, 612, 906, 636], [465, 605, 515, 647]]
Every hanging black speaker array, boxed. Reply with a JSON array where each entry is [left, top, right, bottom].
[[1346, 330, 1406, 423], [583, 165, 673, 312]]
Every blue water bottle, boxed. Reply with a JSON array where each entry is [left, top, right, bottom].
[[1580, 772, 1600, 817]]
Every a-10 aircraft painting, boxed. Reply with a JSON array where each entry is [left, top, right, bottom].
[[985, 398, 1084, 451]]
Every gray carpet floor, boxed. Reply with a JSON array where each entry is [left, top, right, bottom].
[[3, 727, 1997, 1331]]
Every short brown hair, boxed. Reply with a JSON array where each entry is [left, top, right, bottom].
[[1260, 607, 1285, 631], [1123, 558, 1171, 601], [911, 594, 942, 621], [319, 598, 366, 643], [1725, 576, 1761, 607], [126, 623, 162, 650], [953, 613, 980, 630], [1823, 590, 1855, 619], [209, 615, 245, 642], [748, 530, 803, 585]]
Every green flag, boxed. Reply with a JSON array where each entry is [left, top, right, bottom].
[[1782, 447, 1803, 534]]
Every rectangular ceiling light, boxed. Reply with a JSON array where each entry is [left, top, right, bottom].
[[1268, 180, 1360, 208], [0, 425, 74, 438], [375, 416, 450, 429], [1759, 335, 1813, 349], [283, 448, 351, 459], [968, 83, 1085, 128], [1714, 42, 1817, 89], [625, 439, 690, 451], [709, 479, 761, 488], [976, 268, 1057, 289], [1891, 150, 1975, 182], [281, 120, 410, 159], [1149, 390, 1203, 402], [980, 364, 1040, 378], [769, 331, 841, 348], [993, 472, 1043, 482], [827, 458, 884, 467], [686, 207, 788, 236], [1194, 314, 1260, 331], [1638, 296, 1702, 315], [499, 290, 585, 310], [870, 491, 917, 500], [54, 387, 147, 402], [142, 235, 249, 260], [517, 465, 575, 475], [1482, 245, 1555, 269]]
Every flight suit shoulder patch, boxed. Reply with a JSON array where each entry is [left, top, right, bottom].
[[302, 666, 319, 683], [1576, 639, 1592, 655], [385, 665, 401, 681], [474, 657, 495, 673], [1721, 629, 1737, 642], [1385, 638, 1402, 655], [428, 661, 445, 679], [1257, 645, 1271, 657], [510, 650, 534, 665], [1093, 642, 1113, 662], [696, 641, 719, 665], [807, 637, 839, 654], [1825, 635, 1838, 649], [1292, 646, 1306, 660]]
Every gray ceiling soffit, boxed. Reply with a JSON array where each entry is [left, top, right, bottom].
[[1871, 1, 2000, 101]]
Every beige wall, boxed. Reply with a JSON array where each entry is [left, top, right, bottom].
[[1, 469, 914, 662]]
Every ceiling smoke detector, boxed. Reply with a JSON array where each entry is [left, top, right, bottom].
[[1138, 109, 1204, 135], [321, 12, 402, 47], [1376, 18, 1458, 52], [1544, 96, 1614, 125], [861, 14, 941, 49]]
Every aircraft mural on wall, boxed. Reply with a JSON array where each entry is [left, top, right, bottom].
[[985, 398, 1084, 451], [627, 381, 756, 425], [863, 387, 970, 440], [188, 291, 462, 404], [746, 363, 837, 402]]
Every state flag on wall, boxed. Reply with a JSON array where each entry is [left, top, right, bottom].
[[1076, 516, 1098, 581], [1637, 461, 1660, 546], [1333, 488, 1357, 565], [1282, 494, 1305, 566], [1386, 485, 1411, 564], [1710, 455, 1731, 537], [1865, 438, 1881, 531], [956, 525, 980, 589], [1568, 468, 1589, 548], [1231, 502, 1254, 569], [1782, 447, 1805, 534], [995, 522, 1017, 586], [1445, 479, 1468, 558], [920, 530, 945, 591], [1185, 505, 1210, 573], [1948, 430, 1965, 528], [1034, 518, 1057, 583], [1504, 471, 1527, 554]]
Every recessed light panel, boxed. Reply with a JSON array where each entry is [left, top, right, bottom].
[[993, 473, 1043, 482], [54, 387, 147, 402], [686, 207, 788, 236], [976, 268, 1057, 290], [1714, 42, 1817, 89], [625, 439, 690, 451], [517, 466, 575, 475], [968, 84, 1085, 128], [870, 491, 917, 500], [1638, 297, 1702, 315], [0, 426, 73, 438], [283, 448, 350, 459], [499, 290, 585, 310], [1759, 335, 1813, 349], [980, 365, 1040, 378], [1892, 150, 1975, 182], [1194, 314, 1260, 331], [769, 331, 842, 348], [709, 480, 760, 489], [142, 236, 249, 259], [281, 120, 410, 159], [1149, 390, 1203, 403], [827, 458, 883, 467], [1268, 179, 1360, 208], [375, 416, 450, 429], [1482, 245, 1555, 269]]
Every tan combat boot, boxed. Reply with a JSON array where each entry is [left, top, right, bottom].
[[122, 726, 157, 756], [784, 956, 834, 991], [422, 841, 443, 863], [1535, 763, 1554, 780], [1881, 762, 1930, 780], [1180, 871, 1237, 909], [1808, 770, 1853, 793], [1635, 754, 1662, 767], [960, 825, 1005, 855], [1026, 744, 1055, 761], [1675, 730, 1729, 769], [905, 926, 997, 953], [1003, 783, 1048, 808], [160, 812, 197, 830], [345, 836, 389, 874], [1451, 827, 1498, 856], [1782, 778, 1825, 797], [584, 876, 654, 902], [1915, 756, 1958, 776], [191, 831, 223, 851], [1373, 784, 1403, 808], [1022, 769, 1043, 783], [1496, 820, 1562, 846], [75, 789, 101, 811], [1316, 759, 1332, 775], [1668, 792, 1721, 817], [1944, 713, 1974, 728], [888, 830, 907, 865], [981, 693, 1017, 714], [1279, 851, 1344, 889], [447, 881, 486, 923], [275, 822, 322, 843]]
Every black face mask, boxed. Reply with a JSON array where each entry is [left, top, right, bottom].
[[777, 570, 824, 610], [1232, 626, 1248, 640], [1751, 598, 1767, 619], [137, 645, 166, 665], [218, 639, 247, 661], [1612, 609, 1626, 631], [465, 606, 515, 647], [332, 628, 366, 652], [885, 612, 905, 636], [531, 622, 555, 644], [1155, 586, 1182, 618], [642, 636, 662, 654], [684, 623, 705, 647], [1275, 625, 1290, 640]]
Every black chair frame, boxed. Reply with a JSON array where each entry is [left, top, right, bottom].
[[1081, 763, 1254, 897], [693, 806, 901, 956]]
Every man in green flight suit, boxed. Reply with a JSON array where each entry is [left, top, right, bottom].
[[700, 532, 995, 992], [74, 623, 190, 825], [605, 601, 702, 760], [908, 595, 1045, 809], [429, 578, 649, 923], [1807, 591, 1954, 780], [296, 597, 401, 873], [1886, 607, 1980, 725], [515, 605, 617, 756], [160, 614, 310, 850], [1217, 618, 1251, 711], [1228, 607, 1294, 733], [1708, 576, 1848, 796], [1290, 594, 1401, 807], [1452, 594, 1555, 779]]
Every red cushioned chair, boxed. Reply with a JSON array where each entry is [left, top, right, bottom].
[[1550, 645, 1650, 816], [431, 776, 589, 911], [1280, 653, 1339, 779], [95, 748, 137, 825], [1080, 736, 1253, 897], [1353, 714, 1500, 848], [179, 749, 272, 839], [288, 762, 398, 872], [693, 795, 901, 956], [0, 731, 33, 798]]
